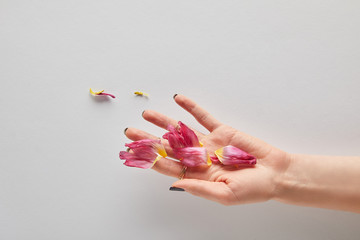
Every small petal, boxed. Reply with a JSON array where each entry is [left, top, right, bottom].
[[98, 92, 116, 98], [90, 88, 116, 98], [175, 147, 210, 167], [134, 91, 149, 97], [90, 88, 104, 95], [214, 145, 256, 165]]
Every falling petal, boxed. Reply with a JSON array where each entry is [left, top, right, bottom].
[[134, 91, 149, 97], [214, 145, 256, 165], [89, 88, 116, 98], [90, 88, 105, 95], [97, 92, 116, 98]]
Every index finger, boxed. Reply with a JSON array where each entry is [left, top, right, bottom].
[[174, 94, 222, 132]]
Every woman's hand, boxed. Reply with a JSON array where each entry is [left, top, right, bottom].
[[124, 94, 291, 205]]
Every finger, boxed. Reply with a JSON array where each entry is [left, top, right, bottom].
[[152, 158, 183, 178], [142, 110, 205, 137], [174, 94, 221, 132], [142, 110, 178, 130], [171, 179, 237, 205], [124, 127, 175, 158], [152, 158, 211, 180]]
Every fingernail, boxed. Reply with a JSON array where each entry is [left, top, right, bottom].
[[169, 186, 185, 191], [173, 94, 178, 99], [142, 110, 146, 117], [124, 128, 128, 135], [126, 147, 130, 152]]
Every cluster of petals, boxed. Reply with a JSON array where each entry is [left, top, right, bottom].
[[163, 122, 211, 167], [119, 139, 167, 169], [119, 122, 257, 169]]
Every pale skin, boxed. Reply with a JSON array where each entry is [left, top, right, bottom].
[[125, 94, 360, 213]]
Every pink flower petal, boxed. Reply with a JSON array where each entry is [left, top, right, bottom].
[[119, 151, 155, 169], [89, 88, 116, 98], [162, 125, 186, 149], [210, 155, 220, 164], [98, 92, 116, 98], [175, 147, 210, 167], [162, 122, 200, 149], [119, 139, 167, 169], [214, 145, 256, 165], [178, 121, 201, 147], [163, 122, 210, 167]]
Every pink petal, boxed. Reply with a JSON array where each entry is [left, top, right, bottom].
[[178, 121, 201, 147], [163, 125, 186, 149], [119, 139, 166, 169], [175, 147, 209, 167], [215, 145, 256, 165], [162, 122, 200, 149], [98, 92, 116, 98], [125, 139, 161, 149], [210, 155, 220, 164]]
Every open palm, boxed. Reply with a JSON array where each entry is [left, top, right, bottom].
[[125, 94, 291, 205]]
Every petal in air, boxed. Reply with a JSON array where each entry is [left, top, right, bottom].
[[89, 88, 116, 98], [119, 139, 167, 169], [134, 91, 149, 97], [214, 145, 256, 166], [175, 147, 211, 167]]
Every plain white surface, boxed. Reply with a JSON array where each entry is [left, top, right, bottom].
[[1, 1, 360, 239]]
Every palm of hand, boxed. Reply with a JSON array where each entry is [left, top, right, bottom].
[[125, 95, 290, 205], [191, 124, 290, 205]]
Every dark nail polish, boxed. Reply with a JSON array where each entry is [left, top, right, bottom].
[[124, 128, 128, 135], [169, 186, 185, 191], [142, 110, 146, 116], [126, 147, 130, 152], [173, 94, 178, 99]]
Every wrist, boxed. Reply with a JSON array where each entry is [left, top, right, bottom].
[[271, 152, 297, 203]]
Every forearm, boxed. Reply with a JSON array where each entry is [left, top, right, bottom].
[[274, 154, 360, 213]]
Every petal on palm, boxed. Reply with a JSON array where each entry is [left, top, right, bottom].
[[215, 145, 256, 165]]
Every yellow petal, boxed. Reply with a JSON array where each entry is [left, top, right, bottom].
[[90, 88, 105, 95], [152, 155, 163, 167], [214, 147, 224, 163], [134, 91, 149, 96], [207, 155, 212, 166], [157, 146, 168, 158]]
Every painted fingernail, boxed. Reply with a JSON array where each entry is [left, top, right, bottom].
[[126, 147, 130, 152], [142, 110, 146, 117], [173, 94, 178, 99], [124, 128, 128, 135], [169, 186, 185, 191]]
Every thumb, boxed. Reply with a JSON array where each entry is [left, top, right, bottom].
[[171, 179, 236, 206]]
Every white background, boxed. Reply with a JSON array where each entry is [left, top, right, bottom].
[[1, 1, 360, 239]]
